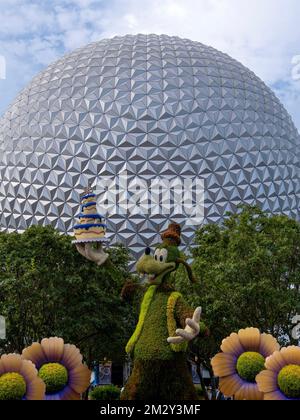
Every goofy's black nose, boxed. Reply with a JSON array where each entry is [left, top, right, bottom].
[[145, 247, 151, 255]]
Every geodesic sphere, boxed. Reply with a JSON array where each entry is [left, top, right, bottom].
[[0, 34, 299, 259]]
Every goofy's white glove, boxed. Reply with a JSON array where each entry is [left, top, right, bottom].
[[167, 307, 202, 344], [76, 242, 109, 266]]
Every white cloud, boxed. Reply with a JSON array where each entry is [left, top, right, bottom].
[[63, 29, 94, 50], [124, 14, 139, 30], [0, 0, 300, 130], [0, 3, 55, 36]]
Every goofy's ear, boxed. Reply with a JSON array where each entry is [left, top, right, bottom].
[[176, 258, 196, 283]]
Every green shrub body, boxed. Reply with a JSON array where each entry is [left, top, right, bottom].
[[39, 363, 68, 394], [0, 372, 26, 400], [278, 365, 300, 399], [236, 352, 265, 382], [90, 385, 120, 400]]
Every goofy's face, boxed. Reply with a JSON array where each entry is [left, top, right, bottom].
[[136, 244, 180, 285]]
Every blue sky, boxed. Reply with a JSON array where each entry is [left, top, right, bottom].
[[0, 0, 300, 131]]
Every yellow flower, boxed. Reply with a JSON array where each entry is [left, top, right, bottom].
[[22, 337, 91, 400], [211, 327, 279, 400], [0, 354, 45, 400], [256, 346, 300, 400]]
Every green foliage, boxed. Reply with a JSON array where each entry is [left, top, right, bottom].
[[174, 206, 300, 364], [165, 245, 180, 263], [194, 384, 205, 399], [199, 321, 208, 336], [89, 384, 120, 400], [0, 226, 136, 365], [0, 373, 26, 400], [236, 352, 265, 382], [126, 285, 156, 354], [121, 356, 198, 400], [278, 364, 300, 399], [133, 290, 174, 360], [39, 363, 68, 394], [167, 292, 188, 353]]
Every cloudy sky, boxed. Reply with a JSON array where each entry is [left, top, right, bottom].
[[0, 0, 300, 130]]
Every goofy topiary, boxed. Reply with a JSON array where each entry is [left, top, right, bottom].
[[121, 222, 202, 400], [76, 222, 205, 400]]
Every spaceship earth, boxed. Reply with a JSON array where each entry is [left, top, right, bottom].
[[0, 34, 300, 258]]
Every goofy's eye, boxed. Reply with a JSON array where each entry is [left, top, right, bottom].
[[159, 248, 168, 263], [154, 248, 168, 263]]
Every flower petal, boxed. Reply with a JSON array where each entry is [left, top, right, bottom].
[[68, 364, 91, 394], [0, 354, 45, 400], [25, 377, 46, 400], [61, 344, 83, 370], [22, 342, 46, 368], [264, 390, 287, 401], [280, 346, 300, 366], [238, 327, 260, 351], [247, 383, 263, 400], [265, 350, 286, 373], [40, 337, 64, 362], [219, 374, 242, 397], [234, 383, 248, 400], [0, 353, 22, 373], [259, 333, 280, 358], [19, 359, 38, 382], [60, 386, 81, 400], [220, 333, 244, 357], [45, 393, 61, 400], [235, 383, 263, 400], [211, 353, 236, 377], [256, 369, 277, 393]]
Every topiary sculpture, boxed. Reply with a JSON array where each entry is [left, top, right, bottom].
[[76, 220, 207, 400]]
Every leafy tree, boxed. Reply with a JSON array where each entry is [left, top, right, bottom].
[[0, 226, 135, 367], [174, 206, 300, 398]]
